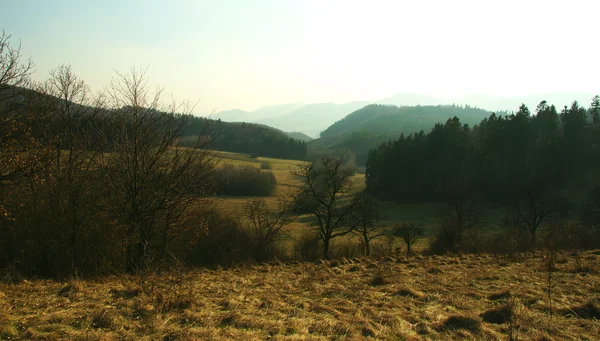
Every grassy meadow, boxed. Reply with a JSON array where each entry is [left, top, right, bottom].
[[1, 152, 599, 340], [1, 251, 598, 340]]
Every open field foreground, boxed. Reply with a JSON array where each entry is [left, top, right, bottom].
[[1, 251, 599, 340]]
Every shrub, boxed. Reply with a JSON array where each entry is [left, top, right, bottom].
[[215, 165, 277, 196], [294, 231, 321, 262], [260, 160, 273, 170], [186, 208, 252, 266]]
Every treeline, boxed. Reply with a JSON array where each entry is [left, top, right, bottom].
[[366, 99, 600, 202], [366, 99, 600, 253], [320, 104, 495, 138], [312, 104, 499, 165], [179, 117, 307, 160]]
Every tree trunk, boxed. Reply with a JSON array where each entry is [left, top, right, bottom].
[[406, 242, 412, 256], [322, 237, 330, 260], [364, 237, 370, 256]]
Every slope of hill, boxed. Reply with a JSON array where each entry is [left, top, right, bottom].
[[321, 104, 492, 138], [213, 92, 595, 137], [212, 103, 303, 122], [1, 85, 308, 161], [211, 108, 249, 122], [311, 104, 493, 165], [286, 131, 313, 142], [257, 101, 369, 138]]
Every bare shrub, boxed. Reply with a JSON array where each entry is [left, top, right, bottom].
[[293, 230, 321, 262], [243, 198, 293, 262], [186, 208, 252, 266]]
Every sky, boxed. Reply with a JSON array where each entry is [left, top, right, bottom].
[[1, 0, 598, 114]]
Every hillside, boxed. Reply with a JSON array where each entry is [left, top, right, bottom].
[[286, 131, 313, 142], [1, 85, 308, 160], [213, 93, 596, 138], [257, 101, 369, 138], [212, 103, 303, 122], [320, 104, 492, 138], [311, 104, 493, 165], [1, 251, 598, 340]]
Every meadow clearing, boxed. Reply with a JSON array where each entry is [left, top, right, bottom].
[[1, 250, 598, 340], [1, 152, 598, 340]]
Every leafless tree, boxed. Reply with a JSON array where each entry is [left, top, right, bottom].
[[289, 156, 356, 259], [99, 66, 217, 272], [243, 198, 294, 261], [349, 193, 384, 256], [0, 30, 36, 186], [392, 222, 425, 256], [505, 189, 559, 250], [433, 178, 482, 253], [0, 30, 34, 105], [29, 65, 108, 275]]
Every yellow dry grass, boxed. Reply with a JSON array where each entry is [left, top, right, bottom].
[[1, 251, 598, 340]]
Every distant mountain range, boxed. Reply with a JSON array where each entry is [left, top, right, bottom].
[[212, 92, 597, 137]]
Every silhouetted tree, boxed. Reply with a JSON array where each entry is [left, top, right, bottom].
[[243, 198, 294, 261], [99, 67, 216, 272], [392, 222, 425, 256], [348, 193, 384, 256], [289, 157, 356, 259]]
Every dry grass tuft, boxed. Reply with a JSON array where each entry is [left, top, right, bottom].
[[427, 267, 443, 275], [369, 274, 389, 286], [109, 287, 140, 299], [488, 289, 511, 301], [437, 314, 482, 333], [560, 298, 600, 319], [393, 287, 427, 300], [480, 304, 513, 324], [90, 308, 118, 329], [56, 281, 81, 297]]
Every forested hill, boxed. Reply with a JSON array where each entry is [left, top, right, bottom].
[[179, 116, 307, 160], [310, 104, 494, 165], [320, 104, 494, 138], [366, 98, 600, 203], [287, 132, 313, 142], [2, 85, 307, 160]]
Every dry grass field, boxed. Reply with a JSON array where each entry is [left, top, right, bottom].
[[1, 250, 599, 340], [2, 153, 598, 340]]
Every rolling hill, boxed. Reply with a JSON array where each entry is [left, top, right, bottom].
[[310, 104, 494, 165], [213, 92, 596, 138]]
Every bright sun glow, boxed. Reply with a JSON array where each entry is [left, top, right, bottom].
[[2, 0, 598, 113]]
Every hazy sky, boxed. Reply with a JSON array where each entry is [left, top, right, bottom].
[[2, 0, 598, 114]]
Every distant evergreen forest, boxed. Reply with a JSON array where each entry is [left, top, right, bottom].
[[311, 104, 501, 165], [365, 98, 600, 203]]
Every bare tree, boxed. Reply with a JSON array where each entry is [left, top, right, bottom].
[[433, 178, 481, 254], [289, 156, 356, 259], [505, 189, 559, 251], [99, 67, 216, 272], [0, 30, 37, 223], [392, 222, 425, 256], [0, 30, 34, 104], [31, 65, 106, 275], [349, 193, 384, 256], [243, 198, 294, 261], [0, 30, 36, 186]]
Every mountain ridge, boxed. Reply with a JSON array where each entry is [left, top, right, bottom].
[[213, 92, 596, 137]]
